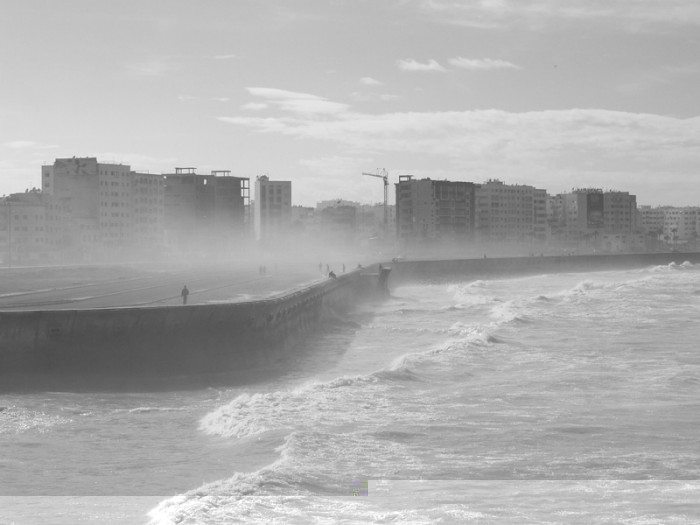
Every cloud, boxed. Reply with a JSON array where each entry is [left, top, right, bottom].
[[448, 57, 521, 70], [419, 0, 700, 29], [219, 92, 700, 203], [245, 87, 350, 115], [3, 141, 37, 149], [397, 59, 446, 72], [213, 53, 237, 60], [350, 92, 400, 103], [177, 94, 195, 101], [212, 97, 230, 102], [360, 77, 383, 86], [2, 141, 58, 150], [241, 102, 268, 110]]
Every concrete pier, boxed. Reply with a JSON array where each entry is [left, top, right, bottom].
[[1, 252, 698, 390], [0, 267, 382, 390]]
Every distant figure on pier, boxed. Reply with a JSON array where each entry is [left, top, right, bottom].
[[342, 264, 346, 273], [326, 264, 330, 274], [181, 285, 189, 305], [328, 271, 337, 279], [319, 262, 322, 273]]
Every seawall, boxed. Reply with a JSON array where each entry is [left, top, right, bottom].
[[386, 252, 700, 284], [0, 268, 381, 390]]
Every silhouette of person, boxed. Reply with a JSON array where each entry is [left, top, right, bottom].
[[328, 271, 337, 279], [181, 285, 189, 305]]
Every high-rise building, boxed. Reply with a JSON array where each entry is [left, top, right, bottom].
[[253, 175, 292, 243], [476, 179, 548, 242], [395, 176, 477, 243], [131, 171, 165, 250], [42, 157, 166, 259]]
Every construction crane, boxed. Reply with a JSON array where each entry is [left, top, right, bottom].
[[362, 169, 389, 229]]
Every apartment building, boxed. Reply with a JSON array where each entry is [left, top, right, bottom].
[[42, 157, 167, 259], [663, 207, 699, 242], [476, 179, 547, 242], [0, 191, 48, 264], [395, 176, 476, 243], [253, 175, 292, 243], [549, 188, 637, 242]]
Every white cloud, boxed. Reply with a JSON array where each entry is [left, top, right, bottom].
[[245, 87, 350, 115], [3, 141, 37, 149], [420, 0, 700, 29], [350, 92, 400, 103], [212, 97, 231, 102], [397, 59, 446, 72], [360, 77, 383, 86], [241, 102, 268, 110], [219, 96, 700, 203], [177, 94, 195, 101], [448, 57, 521, 70]]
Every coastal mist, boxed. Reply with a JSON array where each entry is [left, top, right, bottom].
[[2, 263, 699, 524]]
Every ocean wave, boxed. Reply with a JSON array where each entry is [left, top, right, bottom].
[[199, 374, 380, 440], [127, 407, 188, 414], [0, 406, 71, 435], [201, 322, 500, 441], [148, 430, 424, 525], [649, 261, 696, 272]]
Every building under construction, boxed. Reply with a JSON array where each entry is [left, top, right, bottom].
[[164, 167, 250, 253]]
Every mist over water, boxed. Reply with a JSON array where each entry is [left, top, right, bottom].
[[2, 262, 699, 524]]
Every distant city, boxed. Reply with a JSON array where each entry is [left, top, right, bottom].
[[0, 156, 697, 264]]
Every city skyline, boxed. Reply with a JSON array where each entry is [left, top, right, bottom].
[[2, 0, 699, 207]]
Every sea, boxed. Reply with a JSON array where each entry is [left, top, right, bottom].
[[1, 262, 699, 524]]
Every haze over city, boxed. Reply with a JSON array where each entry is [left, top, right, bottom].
[[2, 0, 699, 207]]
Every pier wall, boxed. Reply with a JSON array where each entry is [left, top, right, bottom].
[[386, 252, 700, 284], [0, 269, 378, 389]]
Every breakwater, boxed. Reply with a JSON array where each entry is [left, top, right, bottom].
[[387, 252, 700, 284], [0, 268, 382, 390], [1, 252, 697, 390]]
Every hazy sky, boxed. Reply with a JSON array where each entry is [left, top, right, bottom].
[[1, 0, 699, 206]]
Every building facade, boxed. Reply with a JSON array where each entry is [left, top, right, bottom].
[[0, 191, 48, 264], [253, 175, 292, 243], [164, 168, 249, 253], [548, 188, 638, 249], [476, 179, 547, 243], [395, 176, 476, 243]]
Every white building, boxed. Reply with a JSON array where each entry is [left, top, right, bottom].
[[476, 179, 547, 242]]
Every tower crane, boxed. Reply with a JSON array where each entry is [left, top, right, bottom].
[[362, 169, 389, 229]]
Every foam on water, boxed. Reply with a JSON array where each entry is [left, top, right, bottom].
[[0, 406, 72, 435]]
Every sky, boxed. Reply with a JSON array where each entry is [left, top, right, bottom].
[[1, 0, 699, 207]]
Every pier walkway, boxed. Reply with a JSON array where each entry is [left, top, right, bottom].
[[0, 264, 326, 311]]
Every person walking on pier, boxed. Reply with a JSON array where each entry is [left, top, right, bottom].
[[181, 285, 190, 305]]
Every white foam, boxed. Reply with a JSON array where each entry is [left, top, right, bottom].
[[0, 406, 71, 434]]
